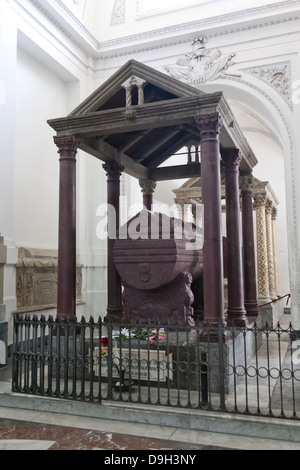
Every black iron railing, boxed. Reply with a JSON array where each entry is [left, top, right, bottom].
[[12, 314, 300, 420]]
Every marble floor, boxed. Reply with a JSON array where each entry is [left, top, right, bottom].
[[0, 406, 299, 451]]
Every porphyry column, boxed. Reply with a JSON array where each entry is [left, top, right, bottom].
[[139, 179, 157, 211], [54, 135, 80, 320], [103, 160, 124, 322], [253, 193, 271, 305], [195, 113, 225, 326], [240, 173, 258, 317], [222, 149, 247, 327]]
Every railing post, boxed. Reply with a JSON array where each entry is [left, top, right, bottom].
[[12, 314, 20, 392], [107, 319, 113, 401], [218, 319, 226, 411], [201, 352, 208, 405]]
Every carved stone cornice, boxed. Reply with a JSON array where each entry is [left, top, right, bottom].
[[195, 112, 223, 138], [53, 135, 80, 158], [174, 197, 193, 206]]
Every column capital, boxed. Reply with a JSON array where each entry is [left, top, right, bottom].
[[272, 206, 278, 221], [265, 198, 273, 215], [53, 135, 80, 158], [195, 112, 223, 138], [221, 148, 242, 170], [139, 179, 157, 195], [253, 192, 267, 209], [102, 160, 124, 181], [240, 173, 254, 192]]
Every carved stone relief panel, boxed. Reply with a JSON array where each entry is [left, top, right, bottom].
[[242, 62, 292, 108], [111, 0, 126, 26], [165, 37, 240, 84], [16, 248, 83, 311]]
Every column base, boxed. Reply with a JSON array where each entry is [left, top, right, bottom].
[[258, 295, 272, 306], [226, 307, 248, 327], [104, 307, 123, 323], [244, 300, 259, 317], [269, 292, 278, 301], [200, 321, 230, 343]]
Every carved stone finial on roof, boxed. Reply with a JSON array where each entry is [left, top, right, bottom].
[[121, 76, 147, 106]]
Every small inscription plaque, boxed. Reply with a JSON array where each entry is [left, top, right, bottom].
[[93, 347, 173, 382]]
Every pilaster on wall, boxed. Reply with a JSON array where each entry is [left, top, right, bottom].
[[4, 239, 18, 348], [0, 235, 7, 365]]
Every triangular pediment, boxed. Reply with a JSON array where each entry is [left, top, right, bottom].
[[48, 60, 256, 180], [68, 59, 204, 116]]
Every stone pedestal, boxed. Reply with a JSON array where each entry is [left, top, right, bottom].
[[200, 319, 263, 394], [0, 322, 8, 367], [259, 298, 286, 328]]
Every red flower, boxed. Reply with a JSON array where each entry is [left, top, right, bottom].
[[101, 336, 108, 347]]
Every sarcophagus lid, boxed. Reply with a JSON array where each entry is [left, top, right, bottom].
[[113, 210, 203, 290]]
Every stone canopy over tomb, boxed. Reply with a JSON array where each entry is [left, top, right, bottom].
[[48, 59, 259, 328]]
